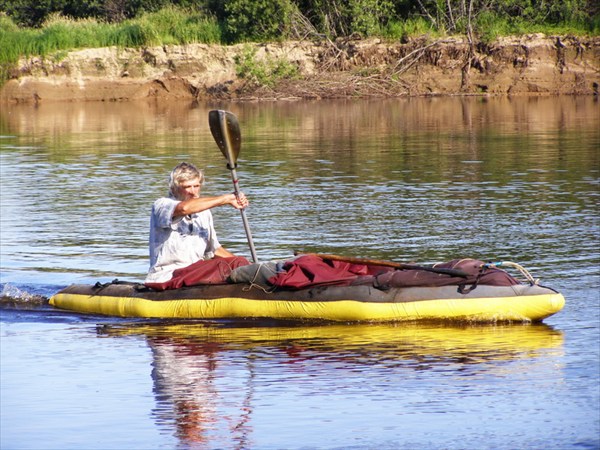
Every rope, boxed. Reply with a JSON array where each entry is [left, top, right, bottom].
[[483, 261, 539, 285], [241, 264, 276, 294]]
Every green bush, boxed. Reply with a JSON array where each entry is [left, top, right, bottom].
[[234, 45, 298, 87], [474, 11, 514, 43], [302, 0, 396, 38], [349, 0, 394, 37], [224, 0, 295, 42]]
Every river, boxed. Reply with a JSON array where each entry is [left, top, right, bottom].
[[1, 96, 598, 449]]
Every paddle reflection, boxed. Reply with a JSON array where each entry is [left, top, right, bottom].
[[97, 322, 563, 447]]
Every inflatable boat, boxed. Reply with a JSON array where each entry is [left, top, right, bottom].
[[49, 256, 565, 323]]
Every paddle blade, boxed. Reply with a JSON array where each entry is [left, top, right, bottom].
[[208, 110, 241, 167]]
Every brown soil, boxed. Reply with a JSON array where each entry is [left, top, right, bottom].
[[1, 34, 598, 103]]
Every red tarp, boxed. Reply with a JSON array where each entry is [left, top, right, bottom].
[[268, 256, 520, 290], [267, 255, 392, 289], [373, 258, 520, 289], [145, 256, 250, 291], [146, 255, 519, 291]]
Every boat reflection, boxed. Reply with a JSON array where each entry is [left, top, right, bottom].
[[97, 322, 563, 447]]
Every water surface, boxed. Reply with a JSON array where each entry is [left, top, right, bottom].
[[1, 97, 598, 449]]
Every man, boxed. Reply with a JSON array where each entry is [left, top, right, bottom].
[[145, 162, 248, 285]]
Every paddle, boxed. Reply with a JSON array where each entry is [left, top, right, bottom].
[[294, 252, 469, 278], [208, 110, 258, 263]]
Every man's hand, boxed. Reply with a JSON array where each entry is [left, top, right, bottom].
[[232, 192, 249, 209]]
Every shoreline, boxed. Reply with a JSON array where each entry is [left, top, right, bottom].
[[1, 34, 599, 103]]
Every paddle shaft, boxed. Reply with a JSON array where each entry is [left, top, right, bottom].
[[229, 165, 258, 263], [217, 111, 258, 263], [295, 252, 469, 278]]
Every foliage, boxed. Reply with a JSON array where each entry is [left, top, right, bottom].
[[347, 0, 395, 37], [473, 11, 517, 43], [295, 0, 395, 38], [0, 0, 60, 28], [1, 0, 597, 37], [0, 8, 220, 58], [234, 45, 299, 87], [222, 0, 295, 43], [411, 0, 596, 37]]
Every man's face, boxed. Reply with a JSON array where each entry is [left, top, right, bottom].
[[177, 177, 201, 200]]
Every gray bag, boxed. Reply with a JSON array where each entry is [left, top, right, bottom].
[[228, 261, 285, 290]]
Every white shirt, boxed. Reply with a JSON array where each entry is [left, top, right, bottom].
[[145, 197, 221, 283]]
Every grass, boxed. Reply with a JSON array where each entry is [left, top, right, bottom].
[[0, 7, 222, 83], [381, 14, 597, 44], [382, 18, 442, 41], [472, 11, 596, 43]]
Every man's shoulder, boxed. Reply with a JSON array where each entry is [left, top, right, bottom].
[[153, 197, 178, 208], [151, 197, 179, 218]]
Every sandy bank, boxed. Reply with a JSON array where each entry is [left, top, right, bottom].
[[1, 34, 598, 103]]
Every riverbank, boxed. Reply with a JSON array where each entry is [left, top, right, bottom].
[[1, 34, 598, 103]]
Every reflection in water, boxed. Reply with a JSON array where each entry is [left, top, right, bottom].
[[1, 96, 597, 290], [98, 322, 563, 448], [1, 96, 595, 140], [0, 97, 596, 449], [148, 335, 256, 449], [149, 337, 222, 447]]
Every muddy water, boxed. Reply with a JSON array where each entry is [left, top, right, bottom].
[[1, 97, 598, 449]]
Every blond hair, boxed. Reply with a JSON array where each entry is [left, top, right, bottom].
[[168, 162, 204, 199]]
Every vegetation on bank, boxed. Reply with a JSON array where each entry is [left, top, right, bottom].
[[0, 0, 598, 86]]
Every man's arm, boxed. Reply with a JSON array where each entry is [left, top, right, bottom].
[[173, 192, 248, 218], [214, 246, 235, 258]]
